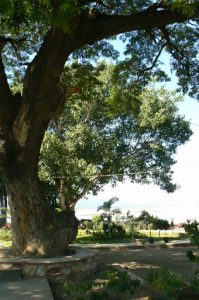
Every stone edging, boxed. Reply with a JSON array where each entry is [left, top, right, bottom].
[[72, 240, 191, 250], [0, 248, 97, 279], [110, 263, 146, 286]]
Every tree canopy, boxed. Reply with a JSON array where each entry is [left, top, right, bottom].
[[0, 1, 198, 97], [135, 209, 170, 230], [39, 62, 192, 210]]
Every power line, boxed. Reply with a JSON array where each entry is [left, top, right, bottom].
[[51, 163, 199, 179], [190, 122, 199, 127], [175, 163, 199, 168], [52, 171, 149, 179]]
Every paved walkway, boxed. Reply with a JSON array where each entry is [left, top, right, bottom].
[[0, 278, 53, 300]]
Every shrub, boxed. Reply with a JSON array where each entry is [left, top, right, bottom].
[[0, 227, 12, 241], [184, 220, 199, 275], [106, 270, 140, 294], [109, 223, 126, 238], [91, 231, 105, 239], [184, 220, 199, 247], [63, 269, 140, 300], [147, 267, 184, 300]]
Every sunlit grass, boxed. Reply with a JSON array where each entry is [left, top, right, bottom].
[[0, 228, 188, 247], [0, 240, 12, 247], [74, 229, 188, 244], [138, 229, 188, 239]]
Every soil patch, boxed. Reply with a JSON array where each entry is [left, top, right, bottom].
[[49, 263, 160, 300], [96, 246, 198, 279]]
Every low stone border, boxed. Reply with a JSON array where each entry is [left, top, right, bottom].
[[0, 248, 97, 279], [72, 240, 192, 250], [110, 263, 146, 286]]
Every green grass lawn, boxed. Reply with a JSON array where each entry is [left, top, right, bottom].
[[73, 235, 132, 244], [74, 229, 188, 244], [0, 228, 188, 247]]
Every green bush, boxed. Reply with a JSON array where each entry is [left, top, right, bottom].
[[184, 220, 199, 247], [184, 220, 199, 275], [0, 228, 12, 241], [147, 266, 199, 300], [91, 231, 106, 239], [106, 270, 140, 294], [109, 223, 126, 239], [63, 269, 140, 300], [147, 267, 184, 300]]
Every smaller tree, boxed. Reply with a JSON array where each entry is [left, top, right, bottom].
[[125, 210, 138, 240], [83, 220, 93, 233], [39, 62, 192, 212], [92, 215, 103, 232], [184, 220, 199, 246], [97, 197, 121, 238], [152, 218, 170, 231], [136, 210, 154, 229], [136, 210, 170, 235]]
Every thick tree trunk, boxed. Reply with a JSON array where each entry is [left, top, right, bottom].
[[5, 165, 78, 256]]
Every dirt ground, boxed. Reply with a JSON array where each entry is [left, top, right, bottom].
[[0, 247, 13, 258], [95, 246, 198, 279]]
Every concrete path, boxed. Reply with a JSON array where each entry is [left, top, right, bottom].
[[0, 278, 54, 300]]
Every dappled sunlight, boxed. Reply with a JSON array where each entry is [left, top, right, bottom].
[[0, 247, 13, 259], [96, 246, 197, 279], [0, 279, 53, 299], [120, 261, 156, 270]]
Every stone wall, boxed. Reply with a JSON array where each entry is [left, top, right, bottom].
[[0, 248, 97, 280]]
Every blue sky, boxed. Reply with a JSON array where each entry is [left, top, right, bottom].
[[76, 44, 199, 223]]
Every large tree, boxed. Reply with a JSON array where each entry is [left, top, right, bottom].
[[0, 0, 198, 256], [39, 62, 192, 210]]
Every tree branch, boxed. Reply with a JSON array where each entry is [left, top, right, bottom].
[[20, 4, 198, 143], [0, 35, 26, 58], [23, 4, 198, 104], [0, 35, 26, 131], [140, 42, 167, 73], [67, 174, 100, 210], [83, 6, 199, 45], [75, 175, 100, 203], [160, 26, 189, 70], [123, 136, 152, 160]]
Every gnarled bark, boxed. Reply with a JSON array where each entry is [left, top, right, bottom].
[[5, 167, 78, 256]]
